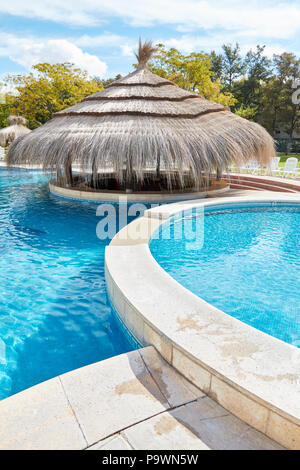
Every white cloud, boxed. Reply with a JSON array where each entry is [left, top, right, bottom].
[[120, 45, 135, 57], [75, 33, 125, 48], [163, 35, 292, 57], [1, 1, 300, 41], [0, 34, 107, 77], [74, 33, 136, 59]]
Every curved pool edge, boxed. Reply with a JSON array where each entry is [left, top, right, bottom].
[[105, 191, 300, 449], [49, 180, 229, 203]]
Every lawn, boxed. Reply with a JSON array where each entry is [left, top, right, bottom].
[[277, 153, 300, 168]]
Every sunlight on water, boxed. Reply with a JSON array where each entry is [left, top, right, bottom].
[[150, 205, 300, 348], [0, 169, 137, 400]]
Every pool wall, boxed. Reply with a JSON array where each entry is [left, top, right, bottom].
[[105, 191, 300, 449], [49, 180, 229, 202]]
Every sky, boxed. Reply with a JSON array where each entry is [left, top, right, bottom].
[[0, 0, 299, 81]]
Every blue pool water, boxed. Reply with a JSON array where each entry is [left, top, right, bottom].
[[150, 204, 300, 347], [0, 169, 139, 400]]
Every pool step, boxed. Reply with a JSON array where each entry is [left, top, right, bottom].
[[224, 175, 299, 193], [228, 183, 263, 191]]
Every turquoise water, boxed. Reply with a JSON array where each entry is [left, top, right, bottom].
[[150, 204, 300, 347], [0, 169, 138, 400]]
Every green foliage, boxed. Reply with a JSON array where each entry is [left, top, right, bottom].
[[100, 74, 122, 87], [148, 43, 299, 140], [260, 53, 300, 137], [5, 63, 104, 128], [234, 105, 258, 121], [209, 51, 224, 82], [0, 84, 10, 128], [221, 43, 245, 91], [149, 44, 235, 106], [1, 45, 299, 144], [230, 46, 271, 120]]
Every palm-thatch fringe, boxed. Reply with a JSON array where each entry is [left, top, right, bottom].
[[7, 41, 275, 191], [0, 115, 31, 148]]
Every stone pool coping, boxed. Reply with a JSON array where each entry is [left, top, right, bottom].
[[49, 180, 229, 202], [105, 191, 300, 449], [0, 346, 284, 450]]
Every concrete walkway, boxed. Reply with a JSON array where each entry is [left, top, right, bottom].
[[0, 347, 284, 450]]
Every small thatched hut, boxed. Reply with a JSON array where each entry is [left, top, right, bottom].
[[0, 116, 31, 148], [7, 41, 274, 192]]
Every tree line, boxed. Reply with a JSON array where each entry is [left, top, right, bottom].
[[149, 43, 300, 143], [0, 43, 299, 148]]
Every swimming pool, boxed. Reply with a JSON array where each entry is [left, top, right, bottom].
[[0, 169, 138, 400], [150, 204, 300, 348]]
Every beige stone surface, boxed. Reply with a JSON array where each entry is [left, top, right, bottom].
[[123, 412, 210, 450], [50, 182, 227, 203], [0, 377, 86, 450], [140, 346, 204, 407], [169, 399, 283, 450], [122, 397, 284, 450], [110, 217, 163, 246], [123, 301, 144, 344], [59, 349, 169, 446], [0, 346, 286, 450], [143, 323, 173, 363], [105, 192, 300, 448], [266, 411, 300, 450], [210, 376, 269, 433], [88, 434, 132, 450], [172, 347, 211, 394]]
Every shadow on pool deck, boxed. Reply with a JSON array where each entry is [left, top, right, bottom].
[[104, 346, 284, 451]]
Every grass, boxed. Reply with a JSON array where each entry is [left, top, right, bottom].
[[277, 153, 300, 168], [235, 152, 300, 175]]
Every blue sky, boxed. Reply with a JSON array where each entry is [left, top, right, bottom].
[[0, 0, 299, 81]]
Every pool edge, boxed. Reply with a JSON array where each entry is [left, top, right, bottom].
[[105, 191, 300, 450]]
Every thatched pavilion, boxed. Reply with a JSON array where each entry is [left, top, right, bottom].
[[7, 41, 274, 195], [0, 116, 31, 148]]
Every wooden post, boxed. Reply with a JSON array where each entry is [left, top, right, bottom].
[[56, 168, 63, 186], [126, 157, 134, 191], [216, 167, 222, 181], [64, 162, 73, 186], [156, 155, 161, 179], [92, 159, 98, 188]]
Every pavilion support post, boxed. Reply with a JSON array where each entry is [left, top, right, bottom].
[[125, 157, 134, 191], [156, 155, 161, 179], [64, 162, 73, 187], [216, 167, 223, 181], [56, 168, 63, 186], [92, 159, 98, 188]]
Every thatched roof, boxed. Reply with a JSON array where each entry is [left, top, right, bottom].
[[7, 41, 275, 188], [0, 116, 31, 147]]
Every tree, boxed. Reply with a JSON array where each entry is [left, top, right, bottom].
[[149, 44, 235, 106], [234, 104, 258, 121], [231, 46, 272, 120], [260, 53, 300, 137], [245, 45, 271, 82], [274, 53, 300, 138], [222, 43, 244, 91], [0, 83, 10, 128], [5, 63, 104, 128], [99, 74, 122, 87], [209, 51, 223, 82]]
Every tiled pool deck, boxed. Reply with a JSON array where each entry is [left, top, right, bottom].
[[0, 346, 284, 450]]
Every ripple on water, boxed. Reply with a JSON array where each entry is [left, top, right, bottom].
[[150, 205, 300, 348], [0, 169, 138, 400]]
